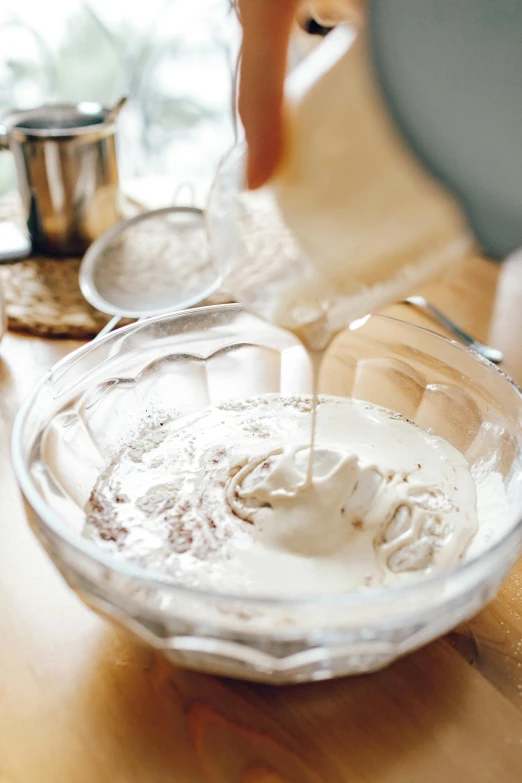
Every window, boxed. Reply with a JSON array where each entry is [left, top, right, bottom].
[[0, 0, 239, 200]]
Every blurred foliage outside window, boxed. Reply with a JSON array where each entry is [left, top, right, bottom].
[[0, 0, 239, 199]]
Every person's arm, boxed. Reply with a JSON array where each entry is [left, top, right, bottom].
[[238, 0, 364, 189]]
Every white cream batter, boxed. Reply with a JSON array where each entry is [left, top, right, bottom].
[[83, 395, 479, 598]]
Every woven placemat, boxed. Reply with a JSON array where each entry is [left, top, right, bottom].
[[0, 198, 232, 339]]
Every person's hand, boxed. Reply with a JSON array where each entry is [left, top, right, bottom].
[[238, 1, 364, 189]]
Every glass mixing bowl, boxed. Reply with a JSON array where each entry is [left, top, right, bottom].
[[12, 306, 522, 683]]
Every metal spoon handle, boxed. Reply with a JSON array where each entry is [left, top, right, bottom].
[[404, 296, 503, 364], [409, 297, 474, 345]]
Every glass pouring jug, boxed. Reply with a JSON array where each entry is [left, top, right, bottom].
[[208, 25, 472, 351]]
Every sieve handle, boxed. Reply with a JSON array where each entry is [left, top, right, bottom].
[[93, 314, 151, 341], [94, 315, 122, 341]]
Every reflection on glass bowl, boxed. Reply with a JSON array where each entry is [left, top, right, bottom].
[[12, 306, 522, 683]]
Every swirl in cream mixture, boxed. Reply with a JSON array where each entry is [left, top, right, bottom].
[[84, 395, 479, 597]]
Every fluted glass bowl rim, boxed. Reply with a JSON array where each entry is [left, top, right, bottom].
[[11, 304, 522, 610]]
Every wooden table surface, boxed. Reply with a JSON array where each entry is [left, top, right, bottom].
[[1, 253, 522, 782]]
